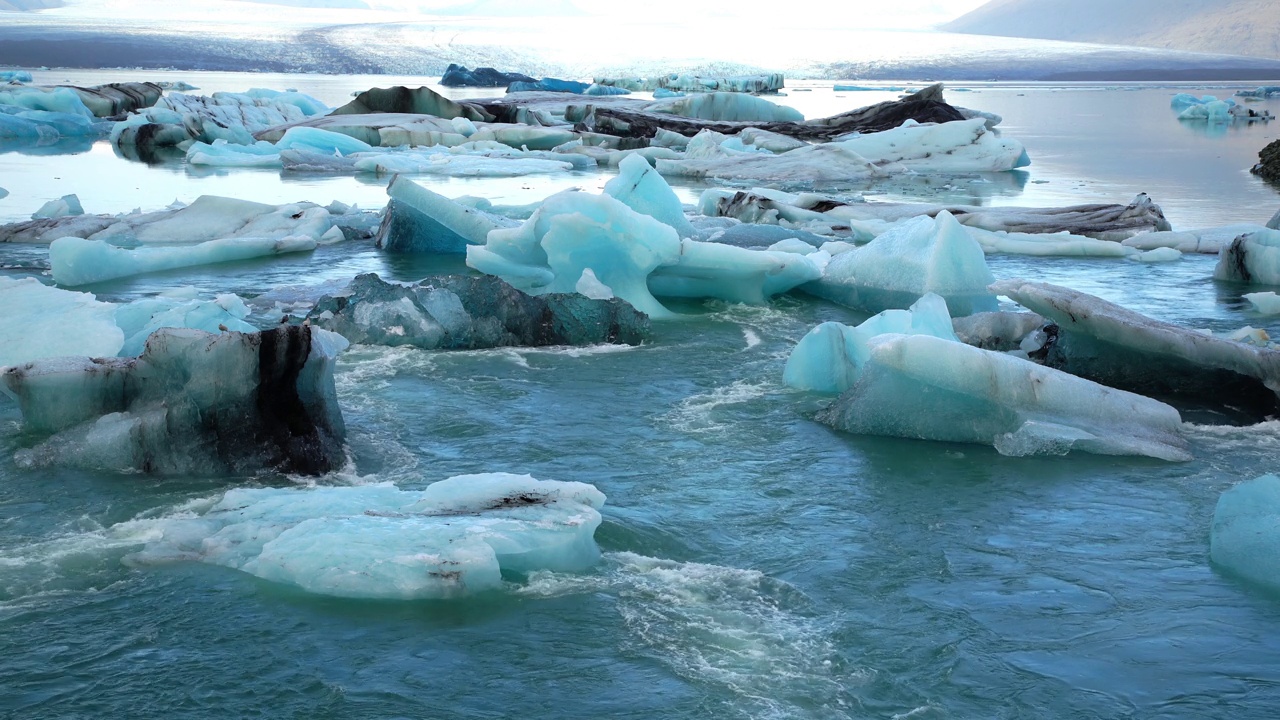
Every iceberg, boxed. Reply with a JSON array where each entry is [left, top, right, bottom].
[[50, 235, 319, 287], [0, 195, 340, 246], [951, 311, 1048, 352], [115, 290, 257, 357], [0, 105, 103, 142], [0, 277, 124, 367], [306, 273, 650, 349], [646, 239, 823, 305], [816, 334, 1191, 461], [467, 190, 683, 318], [1244, 292, 1280, 315], [112, 89, 327, 149], [783, 293, 956, 393], [125, 474, 605, 599], [1211, 474, 1280, 593], [507, 78, 591, 94], [603, 153, 696, 237], [1215, 229, 1280, 285], [656, 118, 1026, 183], [440, 64, 537, 88], [32, 193, 84, 219], [1122, 224, 1268, 254], [806, 211, 998, 317], [992, 280, 1280, 419], [375, 176, 519, 253], [652, 93, 803, 123], [1, 325, 347, 476]]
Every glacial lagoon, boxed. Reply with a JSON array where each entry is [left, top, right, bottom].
[[2, 72, 1280, 718]]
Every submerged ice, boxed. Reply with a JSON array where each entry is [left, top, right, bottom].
[[1211, 474, 1280, 594], [125, 474, 606, 600]]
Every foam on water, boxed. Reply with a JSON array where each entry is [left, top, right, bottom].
[[664, 381, 777, 435], [520, 552, 866, 720]]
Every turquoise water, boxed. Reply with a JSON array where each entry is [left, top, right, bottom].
[[3, 75, 1280, 718]]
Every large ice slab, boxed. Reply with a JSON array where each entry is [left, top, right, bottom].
[[441, 64, 536, 88], [112, 89, 328, 148], [657, 118, 1026, 183], [783, 293, 956, 393], [806, 211, 998, 316], [1, 326, 347, 476], [0, 278, 124, 366], [993, 280, 1280, 418], [126, 474, 605, 599], [816, 334, 1191, 461], [1211, 474, 1280, 593], [1215, 228, 1280, 285], [332, 85, 489, 122], [115, 290, 257, 357], [307, 273, 650, 348], [651, 93, 803, 122], [0, 195, 339, 246], [50, 235, 319, 287], [1123, 224, 1268, 254]]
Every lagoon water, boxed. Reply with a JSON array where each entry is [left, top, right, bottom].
[[2, 72, 1280, 719]]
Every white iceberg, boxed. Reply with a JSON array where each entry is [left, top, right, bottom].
[[50, 235, 319, 287], [0, 278, 124, 367], [125, 474, 606, 600], [1216, 228, 1280, 285]]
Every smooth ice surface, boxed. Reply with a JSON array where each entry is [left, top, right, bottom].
[[809, 210, 998, 316], [50, 235, 318, 287], [126, 474, 605, 600], [0, 277, 124, 366], [817, 334, 1191, 461], [783, 293, 956, 393], [1, 326, 348, 476], [1216, 229, 1280, 286], [1122, 224, 1270, 254], [835, 118, 1028, 172], [1211, 474, 1280, 593]]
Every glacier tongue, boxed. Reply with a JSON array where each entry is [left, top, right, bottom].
[[123, 473, 607, 600], [2, 325, 348, 476]]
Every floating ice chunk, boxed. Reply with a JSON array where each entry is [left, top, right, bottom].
[[808, 211, 998, 316], [32, 194, 84, 219], [376, 176, 519, 253], [0, 186, 7, 199], [306, 273, 648, 348], [993, 280, 1280, 419], [1245, 292, 1280, 315], [1122, 224, 1269, 254], [0, 71, 33, 83], [276, 126, 373, 155], [113, 90, 324, 148], [603, 153, 696, 236], [651, 92, 803, 122], [0, 105, 101, 141], [783, 293, 955, 393], [352, 152, 573, 177], [186, 139, 282, 167], [2, 326, 347, 476], [968, 227, 1135, 257], [1211, 474, 1280, 593], [652, 88, 685, 99], [126, 474, 605, 599], [115, 292, 256, 357], [835, 117, 1028, 172], [440, 64, 536, 88], [952, 311, 1047, 352], [1135, 247, 1182, 263], [1216, 229, 1280, 285], [584, 83, 630, 96], [468, 190, 683, 318], [0, 278, 124, 366], [576, 269, 615, 300], [653, 73, 784, 94], [451, 115, 477, 137], [507, 78, 591, 94], [647, 240, 822, 304], [816, 334, 1191, 461], [74, 196, 336, 247], [659, 136, 884, 183], [0, 86, 94, 117], [50, 235, 318, 287]]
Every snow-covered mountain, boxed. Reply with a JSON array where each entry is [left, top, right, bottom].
[[945, 0, 1280, 60]]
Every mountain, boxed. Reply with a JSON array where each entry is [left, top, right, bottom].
[[0, 0, 63, 10], [945, 0, 1280, 60]]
